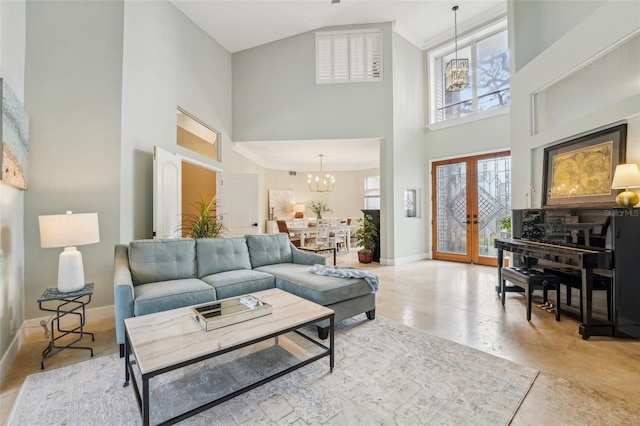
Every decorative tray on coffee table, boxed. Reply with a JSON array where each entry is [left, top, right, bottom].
[[191, 295, 273, 331]]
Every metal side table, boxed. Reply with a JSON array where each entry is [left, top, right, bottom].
[[37, 283, 95, 369]]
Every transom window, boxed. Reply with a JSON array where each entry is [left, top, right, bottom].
[[428, 19, 509, 124], [316, 29, 383, 84], [364, 175, 380, 209]]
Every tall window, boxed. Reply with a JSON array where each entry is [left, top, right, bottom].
[[316, 29, 383, 84], [364, 175, 380, 209], [428, 20, 509, 124]]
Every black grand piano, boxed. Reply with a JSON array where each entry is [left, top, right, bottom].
[[495, 207, 640, 339]]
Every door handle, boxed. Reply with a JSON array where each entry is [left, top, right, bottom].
[[251, 223, 258, 227]]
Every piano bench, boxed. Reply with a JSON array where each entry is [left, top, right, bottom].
[[542, 268, 612, 322], [501, 267, 561, 321]]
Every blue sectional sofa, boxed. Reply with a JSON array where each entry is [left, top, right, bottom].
[[114, 233, 376, 354]]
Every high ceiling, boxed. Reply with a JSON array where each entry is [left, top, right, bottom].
[[170, 0, 505, 171]]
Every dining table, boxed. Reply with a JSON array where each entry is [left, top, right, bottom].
[[288, 224, 357, 249]]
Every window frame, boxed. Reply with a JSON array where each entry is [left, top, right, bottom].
[[427, 18, 509, 128], [316, 28, 383, 84]]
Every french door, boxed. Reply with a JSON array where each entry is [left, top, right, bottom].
[[432, 152, 511, 266]]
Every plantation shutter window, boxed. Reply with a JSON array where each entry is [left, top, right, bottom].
[[316, 35, 333, 83], [365, 32, 382, 80], [349, 35, 365, 81], [316, 29, 383, 84], [333, 35, 349, 82]]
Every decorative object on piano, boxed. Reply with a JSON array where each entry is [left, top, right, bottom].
[[498, 216, 511, 238], [543, 123, 627, 208], [355, 214, 377, 263], [611, 163, 640, 207], [310, 200, 332, 220]]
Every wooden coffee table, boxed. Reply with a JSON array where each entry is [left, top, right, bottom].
[[123, 288, 334, 426]]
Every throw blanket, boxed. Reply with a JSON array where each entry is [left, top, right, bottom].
[[310, 264, 379, 293]]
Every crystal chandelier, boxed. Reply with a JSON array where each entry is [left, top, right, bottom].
[[308, 154, 335, 192], [445, 5, 469, 92]]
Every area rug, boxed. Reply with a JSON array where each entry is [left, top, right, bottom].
[[8, 316, 538, 425]]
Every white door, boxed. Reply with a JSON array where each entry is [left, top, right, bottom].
[[153, 146, 181, 238], [218, 173, 259, 236]]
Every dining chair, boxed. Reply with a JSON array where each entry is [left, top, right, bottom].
[[276, 220, 301, 247], [314, 223, 330, 247], [329, 223, 349, 253]]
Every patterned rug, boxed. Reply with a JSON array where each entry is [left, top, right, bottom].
[[8, 316, 537, 425]]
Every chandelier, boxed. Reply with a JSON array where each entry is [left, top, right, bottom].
[[308, 154, 335, 192], [445, 5, 469, 92]]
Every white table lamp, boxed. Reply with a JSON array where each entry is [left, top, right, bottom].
[[39, 211, 100, 292], [611, 164, 640, 207]]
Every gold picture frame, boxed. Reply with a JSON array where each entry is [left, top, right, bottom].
[[542, 123, 627, 208]]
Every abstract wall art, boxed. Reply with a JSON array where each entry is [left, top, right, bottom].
[[1, 78, 30, 190]]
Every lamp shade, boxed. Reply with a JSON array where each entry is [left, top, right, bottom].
[[611, 164, 640, 189], [39, 212, 100, 248], [38, 212, 100, 293], [293, 203, 306, 219]]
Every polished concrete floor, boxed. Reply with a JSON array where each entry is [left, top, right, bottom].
[[2, 252, 640, 424]]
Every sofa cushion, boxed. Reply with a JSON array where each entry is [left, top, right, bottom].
[[200, 269, 275, 300], [245, 234, 293, 268], [129, 239, 197, 286], [254, 263, 372, 306], [196, 237, 252, 278], [133, 278, 217, 316]]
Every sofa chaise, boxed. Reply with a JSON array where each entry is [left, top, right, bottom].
[[114, 233, 376, 355]]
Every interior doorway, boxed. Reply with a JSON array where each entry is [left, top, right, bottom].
[[181, 161, 217, 237], [431, 151, 511, 266]]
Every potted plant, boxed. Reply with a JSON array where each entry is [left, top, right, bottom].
[[179, 196, 226, 238], [355, 214, 377, 263], [310, 200, 332, 220], [498, 216, 511, 239]]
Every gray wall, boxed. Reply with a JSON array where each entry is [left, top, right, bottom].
[[232, 23, 397, 260], [232, 23, 393, 142], [120, 0, 234, 242], [510, 0, 606, 72], [0, 0, 26, 373], [391, 32, 429, 262], [24, 1, 124, 319], [509, 0, 640, 208]]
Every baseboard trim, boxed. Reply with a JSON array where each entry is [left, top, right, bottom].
[[0, 328, 24, 386], [380, 252, 430, 266]]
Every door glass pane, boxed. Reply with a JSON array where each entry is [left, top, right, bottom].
[[476, 156, 511, 257], [436, 163, 468, 255]]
